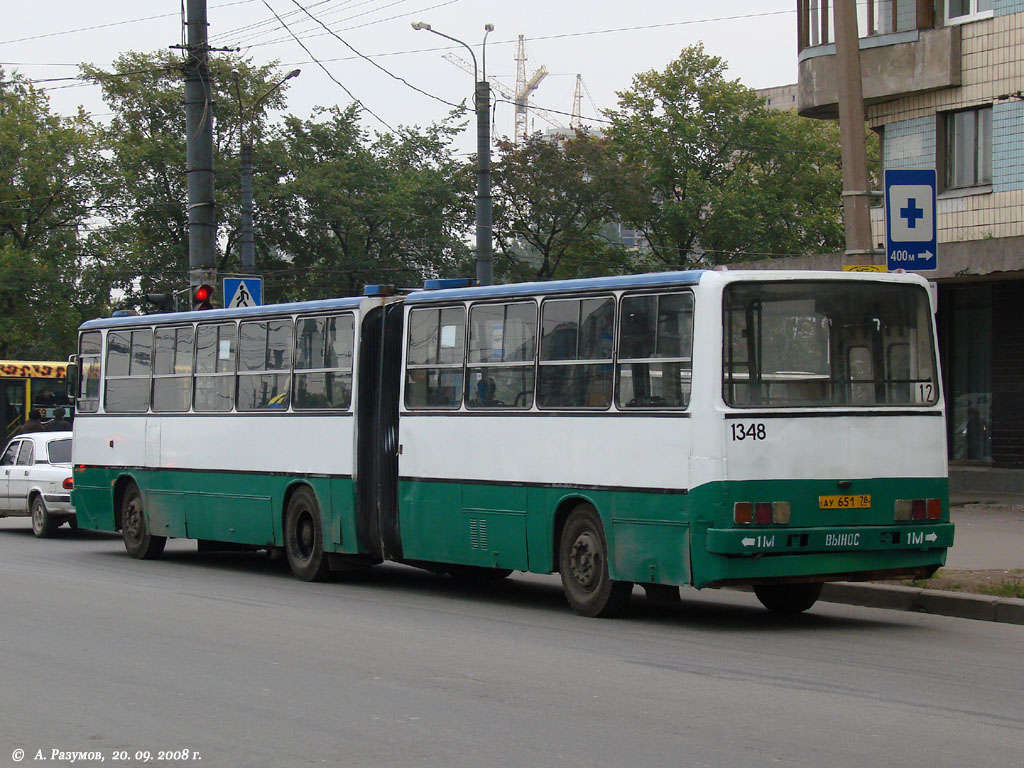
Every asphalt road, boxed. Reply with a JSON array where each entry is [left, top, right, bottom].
[[1, 518, 1021, 768]]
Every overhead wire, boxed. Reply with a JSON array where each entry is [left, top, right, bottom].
[[286, 0, 463, 111], [256, 0, 395, 131]]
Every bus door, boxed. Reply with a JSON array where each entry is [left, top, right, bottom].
[[2, 381, 26, 439], [355, 300, 404, 561]]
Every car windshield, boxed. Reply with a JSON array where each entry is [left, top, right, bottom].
[[47, 439, 72, 464]]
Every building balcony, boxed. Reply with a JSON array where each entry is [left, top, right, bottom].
[[797, 0, 961, 119]]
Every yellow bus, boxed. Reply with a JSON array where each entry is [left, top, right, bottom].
[[1, 361, 74, 439]]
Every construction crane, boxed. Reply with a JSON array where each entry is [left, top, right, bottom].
[[442, 35, 562, 143], [513, 35, 548, 142]]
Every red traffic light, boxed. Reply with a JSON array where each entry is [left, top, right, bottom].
[[193, 284, 215, 309]]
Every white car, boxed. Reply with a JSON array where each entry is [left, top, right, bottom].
[[0, 431, 75, 537]]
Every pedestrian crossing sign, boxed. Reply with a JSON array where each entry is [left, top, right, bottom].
[[223, 277, 262, 308]]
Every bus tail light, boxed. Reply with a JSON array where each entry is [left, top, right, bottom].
[[62, 477, 73, 490], [734, 502, 752, 524], [895, 498, 942, 522], [754, 502, 772, 524], [734, 501, 791, 525]]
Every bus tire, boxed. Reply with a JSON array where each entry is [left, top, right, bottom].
[[284, 487, 330, 582], [559, 504, 631, 618], [754, 582, 824, 614], [121, 482, 166, 560], [31, 495, 58, 538]]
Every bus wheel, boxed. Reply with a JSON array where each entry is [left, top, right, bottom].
[[121, 483, 166, 560], [284, 487, 330, 582], [559, 504, 631, 618], [754, 582, 824, 614], [31, 496, 58, 538]]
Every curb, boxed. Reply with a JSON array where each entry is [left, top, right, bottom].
[[820, 582, 1024, 625]]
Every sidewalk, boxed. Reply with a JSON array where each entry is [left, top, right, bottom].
[[820, 500, 1024, 624]]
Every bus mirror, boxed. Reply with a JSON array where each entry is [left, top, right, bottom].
[[65, 363, 78, 400]]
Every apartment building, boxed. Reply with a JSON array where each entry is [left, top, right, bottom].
[[790, 0, 1024, 493]]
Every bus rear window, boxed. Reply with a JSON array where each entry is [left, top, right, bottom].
[[723, 281, 938, 408]]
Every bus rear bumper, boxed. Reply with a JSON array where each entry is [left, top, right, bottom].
[[705, 523, 954, 557], [694, 523, 954, 589]]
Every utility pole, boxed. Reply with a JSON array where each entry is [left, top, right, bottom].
[[411, 22, 494, 285], [183, 0, 217, 305], [833, 0, 876, 265], [475, 78, 493, 286], [234, 68, 300, 276]]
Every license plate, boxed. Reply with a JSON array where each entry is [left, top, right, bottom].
[[819, 494, 871, 509]]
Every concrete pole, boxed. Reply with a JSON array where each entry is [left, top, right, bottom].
[[185, 0, 217, 302], [475, 80, 493, 286], [833, 0, 875, 265], [239, 142, 255, 273]]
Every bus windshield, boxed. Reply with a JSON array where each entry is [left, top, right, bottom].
[[723, 281, 938, 408]]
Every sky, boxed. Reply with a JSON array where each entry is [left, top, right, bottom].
[[2, 0, 798, 155]]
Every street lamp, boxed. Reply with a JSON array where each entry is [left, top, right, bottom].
[[413, 21, 495, 286], [232, 68, 301, 274]]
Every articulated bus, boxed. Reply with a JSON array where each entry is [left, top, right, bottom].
[[2, 361, 75, 439], [71, 270, 953, 616]]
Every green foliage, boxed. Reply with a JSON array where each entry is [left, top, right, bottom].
[[80, 52, 289, 306], [261, 106, 471, 299], [492, 131, 638, 281], [607, 44, 847, 267], [0, 68, 105, 358]]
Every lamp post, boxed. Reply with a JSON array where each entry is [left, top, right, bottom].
[[232, 68, 301, 274], [412, 21, 495, 286]]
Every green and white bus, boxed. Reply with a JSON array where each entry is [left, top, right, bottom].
[[71, 269, 954, 616]]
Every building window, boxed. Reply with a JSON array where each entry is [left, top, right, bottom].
[[944, 107, 992, 190], [945, 0, 993, 24]]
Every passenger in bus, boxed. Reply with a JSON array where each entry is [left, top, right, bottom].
[[45, 407, 72, 431], [16, 409, 45, 434]]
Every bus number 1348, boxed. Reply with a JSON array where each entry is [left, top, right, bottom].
[[731, 423, 767, 441]]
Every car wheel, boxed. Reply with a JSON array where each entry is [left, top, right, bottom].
[[284, 486, 330, 581], [121, 482, 166, 559], [31, 496, 58, 538], [559, 504, 632, 618], [753, 582, 824, 614]]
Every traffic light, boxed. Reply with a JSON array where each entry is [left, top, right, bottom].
[[145, 293, 174, 312], [193, 284, 215, 310]]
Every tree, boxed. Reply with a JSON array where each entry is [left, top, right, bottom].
[[491, 131, 638, 282], [0, 68, 103, 359], [261, 105, 471, 299], [607, 44, 848, 268], [81, 52, 292, 307]]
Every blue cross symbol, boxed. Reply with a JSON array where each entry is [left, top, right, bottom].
[[900, 198, 924, 229]]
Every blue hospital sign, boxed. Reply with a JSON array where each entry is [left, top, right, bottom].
[[884, 169, 937, 271]]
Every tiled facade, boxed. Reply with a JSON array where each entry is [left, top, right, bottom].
[[795, 2, 1024, 482], [865, 11, 1024, 248]]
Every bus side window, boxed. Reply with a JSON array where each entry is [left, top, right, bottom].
[[617, 291, 693, 409], [194, 323, 237, 412], [237, 318, 293, 411], [538, 297, 614, 409], [466, 301, 536, 409], [405, 307, 466, 409], [294, 314, 354, 410], [152, 326, 194, 412], [104, 329, 152, 413]]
